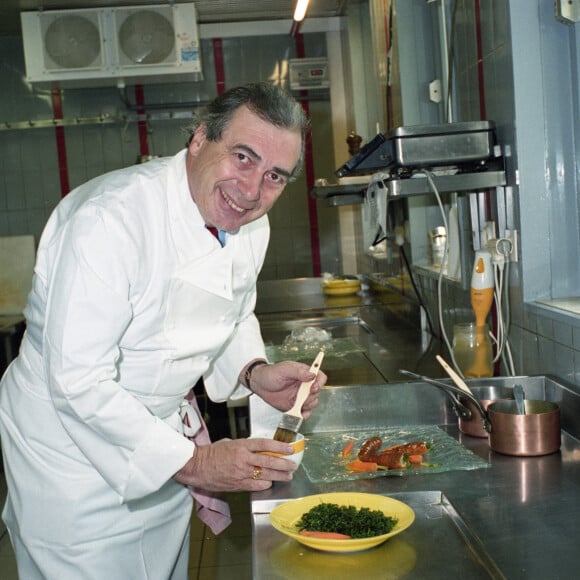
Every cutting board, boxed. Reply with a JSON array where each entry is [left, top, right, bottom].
[[0, 235, 35, 315]]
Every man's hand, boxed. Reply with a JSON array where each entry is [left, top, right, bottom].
[[248, 360, 326, 419], [173, 437, 298, 491]]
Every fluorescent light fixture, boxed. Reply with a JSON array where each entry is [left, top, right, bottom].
[[293, 0, 310, 22]]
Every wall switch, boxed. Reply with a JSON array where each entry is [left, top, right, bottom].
[[429, 79, 442, 103]]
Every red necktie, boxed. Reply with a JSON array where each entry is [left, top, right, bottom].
[[206, 226, 219, 239]]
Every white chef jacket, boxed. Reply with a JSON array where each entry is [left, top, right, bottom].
[[0, 149, 269, 578]]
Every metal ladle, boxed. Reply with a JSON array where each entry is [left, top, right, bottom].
[[513, 384, 526, 415]]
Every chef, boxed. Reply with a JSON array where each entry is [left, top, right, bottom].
[[0, 82, 326, 579]]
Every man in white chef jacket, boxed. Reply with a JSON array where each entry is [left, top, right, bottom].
[[0, 82, 326, 579]]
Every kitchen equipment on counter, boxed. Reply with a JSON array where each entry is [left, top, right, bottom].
[[400, 370, 561, 456], [452, 322, 493, 378], [269, 492, 415, 553], [486, 399, 560, 457], [273, 349, 325, 443], [336, 121, 497, 178], [458, 385, 514, 438], [300, 425, 489, 484], [428, 226, 446, 267], [470, 249, 494, 328], [256, 433, 305, 467], [322, 276, 361, 296]]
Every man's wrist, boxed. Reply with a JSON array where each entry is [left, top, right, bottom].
[[243, 360, 269, 391]]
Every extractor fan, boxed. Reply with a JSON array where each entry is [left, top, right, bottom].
[[115, 8, 175, 66], [21, 3, 202, 87]]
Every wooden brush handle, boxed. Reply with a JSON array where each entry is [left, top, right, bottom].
[[288, 350, 324, 416], [436, 355, 474, 395]]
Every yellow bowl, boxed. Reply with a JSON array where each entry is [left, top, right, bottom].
[[269, 492, 415, 553], [322, 278, 361, 296]]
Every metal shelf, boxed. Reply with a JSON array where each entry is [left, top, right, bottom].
[[312, 164, 506, 206]]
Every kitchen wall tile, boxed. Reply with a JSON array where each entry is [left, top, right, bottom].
[[573, 326, 580, 351], [7, 210, 30, 236], [23, 169, 45, 210], [67, 167, 89, 192], [553, 341, 575, 383], [0, 212, 8, 233], [521, 328, 539, 375], [26, 208, 48, 243], [536, 315, 554, 341], [0, 175, 6, 210], [4, 173, 26, 210], [537, 335, 556, 375], [553, 320, 573, 347]]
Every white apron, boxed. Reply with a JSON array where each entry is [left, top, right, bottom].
[[0, 151, 269, 579]]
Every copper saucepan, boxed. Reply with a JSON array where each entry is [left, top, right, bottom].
[[458, 385, 513, 438], [399, 370, 561, 457]]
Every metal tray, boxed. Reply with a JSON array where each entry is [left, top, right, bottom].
[[252, 491, 504, 579], [391, 120, 496, 167]]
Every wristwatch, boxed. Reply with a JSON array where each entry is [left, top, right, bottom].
[[244, 360, 269, 390]]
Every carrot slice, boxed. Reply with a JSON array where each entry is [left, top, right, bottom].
[[407, 454, 424, 464], [346, 460, 378, 472], [299, 530, 352, 539], [341, 441, 355, 457]]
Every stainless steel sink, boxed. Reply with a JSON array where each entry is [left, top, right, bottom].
[[252, 491, 504, 579]]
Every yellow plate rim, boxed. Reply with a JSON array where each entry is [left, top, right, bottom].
[[269, 492, 415, 553]]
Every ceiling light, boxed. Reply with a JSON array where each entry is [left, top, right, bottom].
[[293, 0, 310, 22]]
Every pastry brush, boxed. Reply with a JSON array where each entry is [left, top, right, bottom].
[[273, 349, 325, 443]]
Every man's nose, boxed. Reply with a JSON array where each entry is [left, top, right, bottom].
[[239, 171, 262, 201]]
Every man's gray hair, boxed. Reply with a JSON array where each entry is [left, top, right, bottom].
[[185, 82, 309, 179]]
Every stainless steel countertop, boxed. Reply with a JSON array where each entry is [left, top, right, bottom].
[[250, 279, 580, 579]]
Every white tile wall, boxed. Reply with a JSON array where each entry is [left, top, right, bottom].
[[0, 33, 340, 277]]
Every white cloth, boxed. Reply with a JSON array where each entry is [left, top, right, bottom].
[[0, 149, 268, 578]]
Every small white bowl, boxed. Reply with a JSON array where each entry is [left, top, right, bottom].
[[253, 433, 305, 467]]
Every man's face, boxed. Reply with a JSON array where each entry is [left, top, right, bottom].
[[185, 105, 302, 232]]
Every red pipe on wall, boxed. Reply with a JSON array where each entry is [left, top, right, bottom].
[[213, 38, 226, 95], [51, 88, 70, 198], [134, 84, 149, 157]]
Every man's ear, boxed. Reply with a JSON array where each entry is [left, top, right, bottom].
[[188, 124, 207, 155]]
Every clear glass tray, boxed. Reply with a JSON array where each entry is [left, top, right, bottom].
[[300, 425, 489, 484], [266, 337, 364, 364]]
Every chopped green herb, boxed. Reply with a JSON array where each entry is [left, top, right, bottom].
[[296, 502, 398, 539]]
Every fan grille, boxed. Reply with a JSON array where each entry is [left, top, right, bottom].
[[118, 10, 175, 65], [44, 14, 102, 69]]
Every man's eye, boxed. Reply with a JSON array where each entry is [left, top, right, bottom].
[[236, 152, 250, 165], [267, 172, 287, 186]]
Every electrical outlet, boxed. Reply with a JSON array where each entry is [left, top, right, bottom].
[[485, 231, 518, 263]]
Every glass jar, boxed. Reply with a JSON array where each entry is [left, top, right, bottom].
[[452, 322, 493, 378]]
